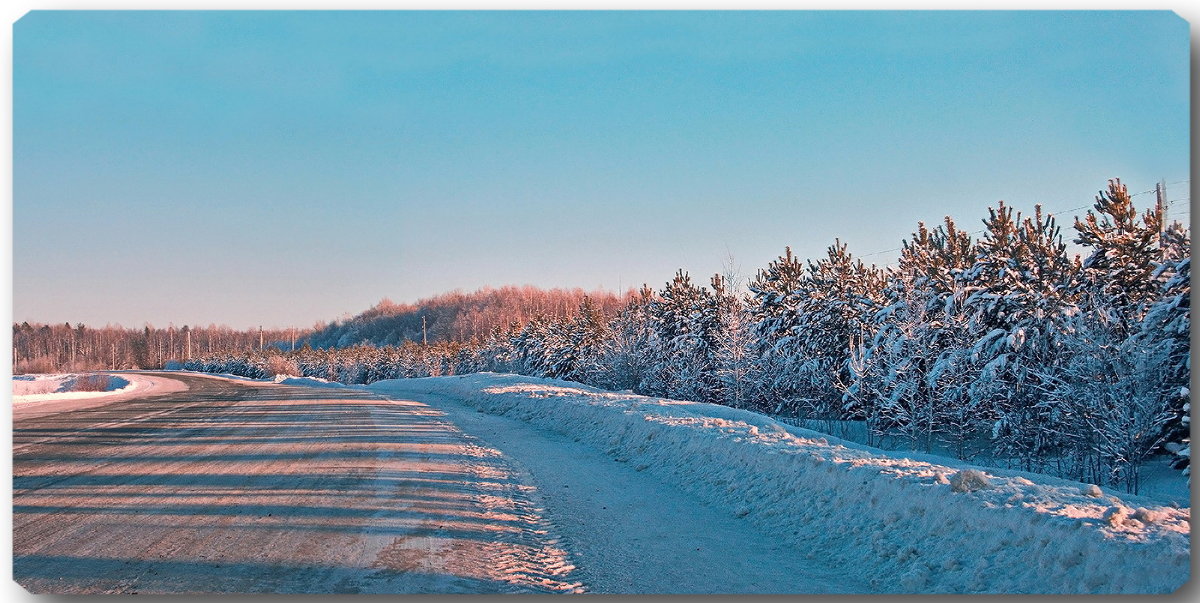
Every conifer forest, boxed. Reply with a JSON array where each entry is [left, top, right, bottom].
[[137, 179, 1187, 494]]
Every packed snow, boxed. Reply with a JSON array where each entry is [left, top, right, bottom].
[[411, 384, 865, 593], [359, 373, 1189, 594]]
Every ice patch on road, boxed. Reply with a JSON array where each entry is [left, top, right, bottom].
[[363, 373, 1189, 594]]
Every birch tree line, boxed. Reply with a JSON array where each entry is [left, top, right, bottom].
[[13, 323, 298, 374]]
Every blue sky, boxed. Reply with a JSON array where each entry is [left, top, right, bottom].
[[13, 11, 1190, 329]]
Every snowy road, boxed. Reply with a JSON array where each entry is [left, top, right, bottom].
[[12, 372, 857, 594], [410, 389, 861, 593]]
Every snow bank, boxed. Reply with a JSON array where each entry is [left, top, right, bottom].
[[12, 373, 189, 419], [367, 373, 1189, 594], [12, 373, 133, 402], [167, 371, 347, 389], [272, 375, 347, 388]]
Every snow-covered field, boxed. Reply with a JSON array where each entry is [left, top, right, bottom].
[[358, 373, 1188, 594]]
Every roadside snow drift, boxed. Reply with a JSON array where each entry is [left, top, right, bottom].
[[368, 373, 1190, 594], [169, 371, 348, 389], [12, 373, 132, 402], [11, 373, 189, 417]]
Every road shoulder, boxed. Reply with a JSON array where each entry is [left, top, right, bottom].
[[406, 390, 859, 594]]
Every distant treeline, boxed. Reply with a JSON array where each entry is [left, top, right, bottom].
[[186, 180, 1190, 494], [12, 286, 626, 375], [12, 323, 302, 374], [305, 286, 631, 348]]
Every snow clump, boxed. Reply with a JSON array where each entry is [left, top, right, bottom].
[[949, 469, 992, 493]]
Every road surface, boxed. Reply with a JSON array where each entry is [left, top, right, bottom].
[[12, 372, 859, 594]]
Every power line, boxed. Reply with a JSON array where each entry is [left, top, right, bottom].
[[860, 202, 1089, 260], [858, 246, 905, 259], [856, 180, 1191, 262]]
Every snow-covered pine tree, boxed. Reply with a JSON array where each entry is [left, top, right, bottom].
[[801, 240, 884, 423], [549, 296, 609, 383], [591, 286, 657, 392], [1049, 306, 1178, 492], [908, 218, 981, 458], [641, 271, 724, 402], [747, 247, 809, 414], [1160, 221, 1190, 263], [710, 274, 757, 410], [1130, 239, 1191, 476], [897, 217, 975, 293], [846, 276, 933, 448], [848, 218, 976, 451], [510, 316, 555, 377], [541, 319, 577, 379], [470, 324, 516, 374], [1073, 178, 1165, 331], [960, 202, 1078, 472]]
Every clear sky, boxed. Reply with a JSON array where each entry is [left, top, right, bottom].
[[13, 10, 1190, 329]]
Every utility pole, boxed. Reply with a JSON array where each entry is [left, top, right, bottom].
[[291, 327, 296, 351], [259, 326, 264, 351], [1157, 179, 1169, 235], [422, 315, 428, 346], [186, 328, 192, 360]]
